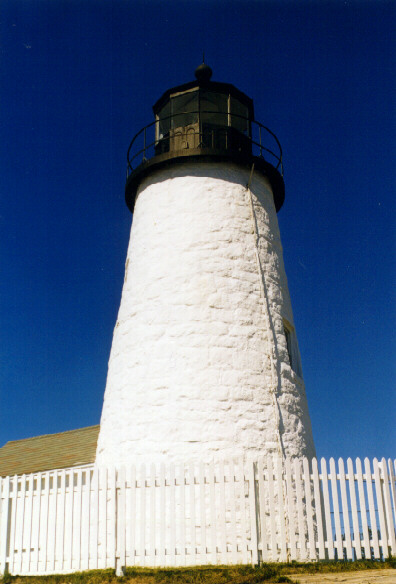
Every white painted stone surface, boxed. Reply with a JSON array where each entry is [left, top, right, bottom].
[[96, 162, 315, 466]]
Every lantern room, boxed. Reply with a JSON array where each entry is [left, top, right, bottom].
[[153, 63, 253, 155], [125, 63, 285, 213]]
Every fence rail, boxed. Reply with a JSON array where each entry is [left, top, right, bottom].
[[0, 457, 395, 575]]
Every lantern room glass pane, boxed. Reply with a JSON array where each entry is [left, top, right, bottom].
[[171, 91, 198, 129], [230, 97, 249, 135], [157, 101, 170, 138], [200, 90, 228, 127]]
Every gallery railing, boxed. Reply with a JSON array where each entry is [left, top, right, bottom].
[[126, 111, 283, 179]]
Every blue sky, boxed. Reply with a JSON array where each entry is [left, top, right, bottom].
[[1, 0, 395, 460]]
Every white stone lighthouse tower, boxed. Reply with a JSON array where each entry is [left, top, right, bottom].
[[96, 64, 315, 467]]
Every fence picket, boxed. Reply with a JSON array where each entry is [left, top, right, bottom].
[[346, 459, 361, 560], [294, 459, 306, 560], [364, 458, 380, 558], [0, 477, 11, 574], [219, 460, 227, 564], [320, 458, 334, 560], [25, 475, 34, 574], [189, 462, 197, 565], [338, 459, 353, 559], [373, 458, 389, 556], [17, 475, 27, 574], [8, 476, 19, 574], [257, 457, 267, 562], [50, 471, 58, 572], [179, 463, 186, 565], [139, 464, 146, 566], [91, 469, 99, 570], [169, 463, 176, 565], [82, 470, 91, 571], [65, 470, 74, 572], [329, 458, 343, 559], [99, 468, 108, 569], [311, 459, 324, 559], [302, 458, 315, 560], [110, 468, 117, 569], [380, 458, 396, 555], [199, 462, 207, 565], [209, 461, 217, 564], [267, 457, 277, 560], [149, 464, 156, 566], [248, 460, 258, 565], [355, 458, 370, 559], [75, 470, 83, 570], [129, 465, 136, 567], [159, 463, 166, 566], [276, 457, 287, 562], [229, 459, 238, 564], [42, 472, 51, 572], [387, 459, 396, 537], [285, 458, 297, 560], [237, 458, 248, 564], [57, 471, 66, 573], [35, 475, 43, 572], [117, 467, 126, 572]]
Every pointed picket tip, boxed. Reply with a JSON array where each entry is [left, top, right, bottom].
[[388, 459, 396, 478], [293, 457, 301, 470], [372, 458, 380, 474], [320, 457, 328, 474], [363, 458, 372, 477], [302, 456, 312, 472]]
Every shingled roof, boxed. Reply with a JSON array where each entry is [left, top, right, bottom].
[[0, 425, 100, 477]]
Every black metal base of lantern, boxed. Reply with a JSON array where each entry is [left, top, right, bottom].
[[125, 149, 285, 214]]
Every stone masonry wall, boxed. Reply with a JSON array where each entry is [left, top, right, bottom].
[[96, 162, 315, 466]]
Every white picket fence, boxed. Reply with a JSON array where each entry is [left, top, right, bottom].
[[0, 457, 395, 575]]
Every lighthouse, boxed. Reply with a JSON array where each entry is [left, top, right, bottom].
[[96, 64, 315, 467]]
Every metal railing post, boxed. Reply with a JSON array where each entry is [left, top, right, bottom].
[[259, 126, 262, 157]]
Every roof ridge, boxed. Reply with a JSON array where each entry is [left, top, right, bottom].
[[4, 425, 100, 446]]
